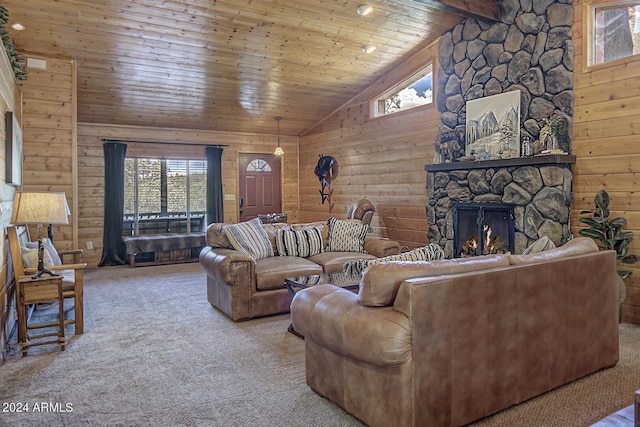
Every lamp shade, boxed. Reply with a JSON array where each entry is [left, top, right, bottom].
[[10, 191, 70, 225]]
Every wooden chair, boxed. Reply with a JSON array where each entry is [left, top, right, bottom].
[[7, 225, 86, 334]]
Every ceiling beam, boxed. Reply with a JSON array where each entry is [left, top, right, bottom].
[[412, 0, 500, 23]]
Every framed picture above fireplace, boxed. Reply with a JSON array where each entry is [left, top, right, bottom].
[[465, 91, 521, 161]]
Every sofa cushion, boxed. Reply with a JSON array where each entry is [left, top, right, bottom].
[[508, 237, 598, 265], [223, 218, 274, 260], [255, 256, 323, 290], [307, 251, 376, 273], [359, 255, 510, 307], [276, 227, 324, 258], [326, 217, 368, 253], [206, 223, 233, 248], [290, 221, 329, 243], [342, 243, 445, 275], [522, 235, 555, 255]]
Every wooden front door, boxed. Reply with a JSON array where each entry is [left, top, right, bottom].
[[239, 153, 282, 222]]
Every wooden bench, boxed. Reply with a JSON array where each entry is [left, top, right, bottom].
[[123, 232, 206, 267]]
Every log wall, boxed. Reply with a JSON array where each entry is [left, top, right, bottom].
[[572, 0, 640, 323], [77, 124, 299, 267], [20, 57, 77, 251], [298, 41, 440, 250], [0, 42, 22, 365]]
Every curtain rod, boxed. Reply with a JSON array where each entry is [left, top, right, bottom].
[[102, 139, 228, 147]]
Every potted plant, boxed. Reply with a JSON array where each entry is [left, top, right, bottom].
[[579, 189, 638, 279]]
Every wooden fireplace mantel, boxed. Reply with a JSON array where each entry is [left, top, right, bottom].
[[424, 154, 576, 173]]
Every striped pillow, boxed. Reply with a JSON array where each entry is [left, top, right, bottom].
[[276, 227, 324, 258], [342, 243, 446, 275], [223, 218, 274, 260], [326, 217, 368, 253]]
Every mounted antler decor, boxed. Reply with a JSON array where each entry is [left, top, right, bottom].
[[314, 154, 335, 205]]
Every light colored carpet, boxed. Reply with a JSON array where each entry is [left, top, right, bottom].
[[0, 263, 638, 427]]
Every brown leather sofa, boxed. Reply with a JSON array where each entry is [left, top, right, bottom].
[[199, 216, 401, 322], [291, 237, 619, 426]]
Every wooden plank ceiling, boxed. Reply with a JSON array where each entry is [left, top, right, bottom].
[[4, 0, 497, 136]]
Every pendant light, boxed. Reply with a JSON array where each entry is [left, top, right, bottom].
[[274, 116, 284, 155]]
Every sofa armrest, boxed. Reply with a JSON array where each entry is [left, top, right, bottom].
[[199, 246, 255, 286], [364, 237, 401, 257], [291, 284, 411, 366]]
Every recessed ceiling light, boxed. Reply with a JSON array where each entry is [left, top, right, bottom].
[[11, 23, 25, 31], [362, 45, 376, 54], [357, 5, 373, 16]]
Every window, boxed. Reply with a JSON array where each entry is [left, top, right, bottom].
[[371, 64, 433, 117], [246, 158, 272, 172], [588, 1, 640, 66], [124, 158, 207, 235]]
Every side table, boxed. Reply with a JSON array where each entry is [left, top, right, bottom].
[[17, 275, 66, 357]]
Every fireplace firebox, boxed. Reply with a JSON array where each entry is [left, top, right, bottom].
[[453, 203, 515, 257]]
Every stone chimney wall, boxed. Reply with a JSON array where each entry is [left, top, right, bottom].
[[427, 0, 575, 257], [436, 0, 574, 156]]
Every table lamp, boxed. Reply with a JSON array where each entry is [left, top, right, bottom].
[[10, 191, 70, 279]]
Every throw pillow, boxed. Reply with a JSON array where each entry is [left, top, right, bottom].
[[342, 243, 446, 275], [522, 235, 555, 255], [326, 217, 369, 253], [276, 227, 324, 258], [21, 246, 55, 269], [26, 238, 62, 266], [223, 218, 274, 260]]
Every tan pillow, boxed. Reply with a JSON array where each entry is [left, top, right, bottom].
[[359, 255, 510, 307], [21, 246, 54, 269], [508, 237, 598, 265]]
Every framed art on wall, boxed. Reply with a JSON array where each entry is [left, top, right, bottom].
[[5, 111, 22, 186], [465, 91, 521, 161]]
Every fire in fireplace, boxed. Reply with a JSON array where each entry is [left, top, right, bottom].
[[453, 203, 515, 257]]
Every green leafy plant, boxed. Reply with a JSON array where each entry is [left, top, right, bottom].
[[579, 189, 639, 279]]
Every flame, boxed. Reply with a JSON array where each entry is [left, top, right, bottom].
[[461, 225, 506, 257]]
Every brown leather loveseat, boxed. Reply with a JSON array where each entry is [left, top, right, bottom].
[[291, 237, 619, 426]]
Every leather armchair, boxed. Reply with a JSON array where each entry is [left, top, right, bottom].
[[346, 199, 375, 226]]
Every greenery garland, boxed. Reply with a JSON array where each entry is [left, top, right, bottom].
[[0, 5, 27, 82]]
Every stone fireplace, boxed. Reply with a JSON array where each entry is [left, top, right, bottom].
[[454, 202, 515, 257], [425, 155, 575, 258]]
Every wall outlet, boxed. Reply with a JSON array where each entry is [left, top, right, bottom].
[[86, 241, 94, 250]]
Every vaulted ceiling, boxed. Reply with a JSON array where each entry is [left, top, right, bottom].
[[4, 0, 498, 136]]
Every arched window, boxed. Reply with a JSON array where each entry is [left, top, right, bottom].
[[246, 158, 272, 172]]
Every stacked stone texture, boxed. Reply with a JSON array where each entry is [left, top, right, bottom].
[[427, 0, 575, 256], [436, 0, 574, 155], [426, 164, 573, 257]]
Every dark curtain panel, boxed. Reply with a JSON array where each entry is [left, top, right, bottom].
[[206, 146, 224, 225], [99, 142, 128, 266]]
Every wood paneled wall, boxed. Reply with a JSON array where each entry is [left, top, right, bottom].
[[0, 43, 22, 365], [20, 57, 77, 250], [298, 41, 440, 249], [77, 124, 299, 267], [572, 0, 640, 322]]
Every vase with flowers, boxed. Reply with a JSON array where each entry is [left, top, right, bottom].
[[539, 111, 562, 152]]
